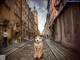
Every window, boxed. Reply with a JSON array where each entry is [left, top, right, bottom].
[[5, 0, 10, 8], [14, 3, 21, 18], [14, 4, 17, 13]]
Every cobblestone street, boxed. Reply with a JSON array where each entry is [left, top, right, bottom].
[[2, 38, 80, 60], [6, 40, 55, 60], [1, 0, 80, 60]]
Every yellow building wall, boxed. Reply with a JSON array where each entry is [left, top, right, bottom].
[[0, 0, 21, 39]]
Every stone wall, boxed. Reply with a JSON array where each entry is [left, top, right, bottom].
[[54, 3, 80, 52]]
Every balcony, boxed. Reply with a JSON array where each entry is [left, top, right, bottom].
[[4, 0, 10, 9]]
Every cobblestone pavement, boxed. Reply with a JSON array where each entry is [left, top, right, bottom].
[[1, 42, 26, 56], [6, 40, 55, 60], [46, 39, 80, 60]]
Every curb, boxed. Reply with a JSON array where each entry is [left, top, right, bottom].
[[3, 43, 26, 57]]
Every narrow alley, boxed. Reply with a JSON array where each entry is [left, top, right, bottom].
[[5, 38, 80, 60], [0, 0, 80, 60], [6, 39, 54, 60]]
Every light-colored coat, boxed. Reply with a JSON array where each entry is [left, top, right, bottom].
[[34, 36, 43, 58]]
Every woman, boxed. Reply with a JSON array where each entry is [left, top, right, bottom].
[[3, 29, 8, 46]]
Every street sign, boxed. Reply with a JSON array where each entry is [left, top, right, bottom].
[[68, 0, 80, 2], [0, 55, 5, 60]]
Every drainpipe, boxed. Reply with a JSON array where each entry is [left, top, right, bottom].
[[28, 12, 30, 40], [21, 0, 23, 41]]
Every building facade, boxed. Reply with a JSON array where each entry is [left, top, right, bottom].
[[28, 9, 35, 38], [22, 0, 29, 39], [47, 0, 80, 54], [13, 0, 22, 43], [0, 0, 37, 50], [0, 0, 22, 44], [32, 6, 39, 36], [22, 0, 36, 39]]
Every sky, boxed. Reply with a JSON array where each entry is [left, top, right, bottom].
[[27, 0, 48, 33]]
